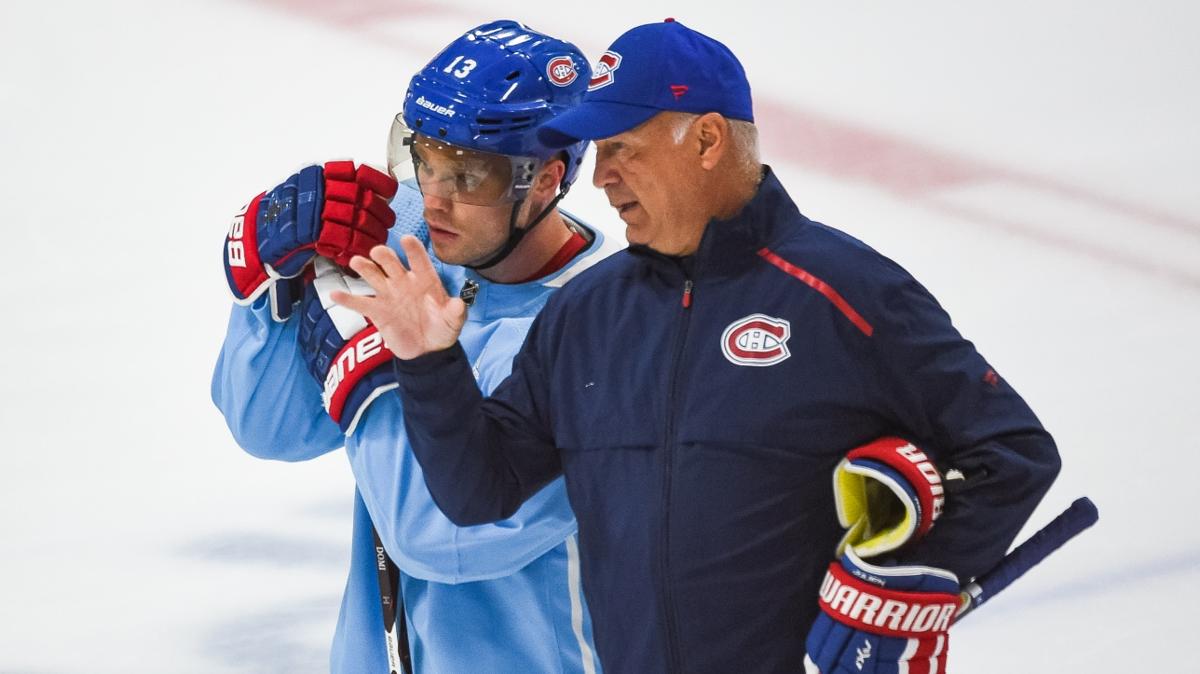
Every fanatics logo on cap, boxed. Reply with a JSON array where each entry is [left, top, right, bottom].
[[721, 314, 791, 367], [546, 56, 578, 87], [588, 51, 622, 91]]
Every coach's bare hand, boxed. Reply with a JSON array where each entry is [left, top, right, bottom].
[[331, 236, 467, 359]]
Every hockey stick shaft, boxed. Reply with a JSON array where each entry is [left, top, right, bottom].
[[373, 528, 413, 674], [955, 496, 1099, 621]]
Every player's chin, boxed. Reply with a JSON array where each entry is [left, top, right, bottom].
[[428, 238, 464, 265]]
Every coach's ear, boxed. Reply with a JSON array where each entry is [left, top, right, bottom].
[[694, 112, 730, 171]]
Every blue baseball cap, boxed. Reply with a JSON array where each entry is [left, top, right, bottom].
[[537, 19, 753, 148]]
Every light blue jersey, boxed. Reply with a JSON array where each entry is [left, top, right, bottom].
[[212, 184, 609, 673]]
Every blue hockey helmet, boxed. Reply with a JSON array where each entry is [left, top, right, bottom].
[[392, 20, 590, 199]]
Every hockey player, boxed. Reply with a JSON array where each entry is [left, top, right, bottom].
[[212, 21, 607, 674], [335, 19, 1062, 674]]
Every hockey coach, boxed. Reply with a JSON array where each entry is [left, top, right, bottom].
[[335, 18, 1062, 674]]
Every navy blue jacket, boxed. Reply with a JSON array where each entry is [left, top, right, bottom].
[[395, 167, 1061, 673]]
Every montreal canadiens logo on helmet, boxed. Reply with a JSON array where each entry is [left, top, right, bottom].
[[547, 56, 578, 87], [588, 51, 622, 91], [721, 314, 792, 367]]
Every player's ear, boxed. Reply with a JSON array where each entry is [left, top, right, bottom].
[[534, 154, 567, 198]]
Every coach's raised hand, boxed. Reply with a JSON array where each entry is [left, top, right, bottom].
[[331, 236, 467, 360]]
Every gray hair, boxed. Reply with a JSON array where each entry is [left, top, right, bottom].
[[670, 112, 760, 182]]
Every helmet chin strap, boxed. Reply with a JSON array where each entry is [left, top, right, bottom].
[[465, 185, 570, 272]]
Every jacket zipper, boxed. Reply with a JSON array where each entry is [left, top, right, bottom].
[[660, 274, 694, 673]]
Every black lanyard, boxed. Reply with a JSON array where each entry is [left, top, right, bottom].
[[372, 527, 413, 674]]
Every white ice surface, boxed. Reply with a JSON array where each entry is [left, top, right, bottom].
[[2, 0, 1196, 671]]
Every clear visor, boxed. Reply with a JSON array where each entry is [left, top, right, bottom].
[[387, 115, 542, 207]]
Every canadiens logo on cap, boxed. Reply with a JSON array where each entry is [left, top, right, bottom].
[[588, 51, 622, 91], [721, 314, 791, 366], [546, 56, 578, 87]]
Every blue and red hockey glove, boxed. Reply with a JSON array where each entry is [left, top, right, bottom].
[[804, 437, 961, 673], [804, 549, 960, 673], [832, 437, 945, 558], [223, 161, 398, 321], [297, 257, 398, 434]]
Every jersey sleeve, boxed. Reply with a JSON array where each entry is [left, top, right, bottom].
[[211, 295, 343, 461]]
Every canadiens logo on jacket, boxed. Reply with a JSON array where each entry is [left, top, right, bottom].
[[721, 313, 792, 366]]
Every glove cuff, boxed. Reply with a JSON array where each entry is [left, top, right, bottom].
[[322, 324, 397, 434], [224, 192, 273, 303], [817, 553, 960, 639], [835, 437, 945, 557]]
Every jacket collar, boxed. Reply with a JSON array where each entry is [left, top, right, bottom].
[[628, 165, 803, 280]]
